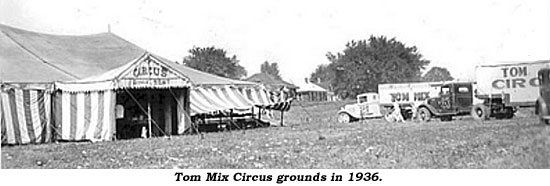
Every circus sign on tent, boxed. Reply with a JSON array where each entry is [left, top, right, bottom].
[[131, 57, 171, 78], [118, 55, 190, 88]]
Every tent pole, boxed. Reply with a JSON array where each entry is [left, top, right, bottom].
[[280, 110, 284, 127], [148, 102, 152, 138], [258, 107, 261, 120]]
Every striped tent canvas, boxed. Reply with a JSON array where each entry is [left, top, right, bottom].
[[1, 86, 52, 145], [262, 99, 293, 112], [239, 87, 292, 112], [190, 86, 250, 115], [52, 90, 115, 142], [239, 87, 273, 106], [189, 86, 277, 116]]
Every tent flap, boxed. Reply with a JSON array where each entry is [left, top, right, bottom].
[[52, 90, 115, 142], [1, 87, 51, 145]]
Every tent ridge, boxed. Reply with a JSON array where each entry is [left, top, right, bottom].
[[1, 30, 80, 80], [0, 24, 110, 37]]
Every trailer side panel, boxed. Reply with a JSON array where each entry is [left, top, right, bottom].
[[475, 60, 550, 107]]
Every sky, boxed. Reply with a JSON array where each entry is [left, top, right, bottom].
[[0, 0, 548, 83]]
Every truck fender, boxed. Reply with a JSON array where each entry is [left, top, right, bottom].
[[417, 103, 438, 116], [535, 97, 548, 116], [337, 110, 356, 119]]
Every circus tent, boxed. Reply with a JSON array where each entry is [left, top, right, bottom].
[[0, 24, 280, 145]]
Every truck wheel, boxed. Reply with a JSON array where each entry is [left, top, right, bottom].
[[503, 108, 514, 119], [537, 104, 550, 125], [471, 104, 490, 121], [495, 107, 514, 119], [540, 118, 550, 125], [384, 114, 395, 122], [418, 107, 432, 122], [337, 113, 352, 123]]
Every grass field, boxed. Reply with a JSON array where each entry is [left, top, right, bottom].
[[2, 101, 549, 169]]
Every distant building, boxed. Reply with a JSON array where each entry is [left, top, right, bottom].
[[294, 78, 331, 102], [312, 79, 339, 101]]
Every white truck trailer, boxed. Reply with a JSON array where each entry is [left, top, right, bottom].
[[468, 60, 550, 120], [475, 60, 550, 107]]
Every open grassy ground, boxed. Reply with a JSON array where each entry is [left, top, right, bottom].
[[2, 101, 549, 169]]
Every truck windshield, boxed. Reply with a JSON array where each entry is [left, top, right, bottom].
[[359, 96, 368, 103], [457, 86, 470, 93], [441, 87, 450, 95]]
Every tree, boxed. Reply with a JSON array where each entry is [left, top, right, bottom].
[[260, 61, 282, 80], [182, 46, 247, 79], [310, 63, 335, 85], [316, 35, 430, 98], [422, 66, 454, 82]]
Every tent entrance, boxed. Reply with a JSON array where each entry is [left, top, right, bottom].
[[115, 88, 183, 139]]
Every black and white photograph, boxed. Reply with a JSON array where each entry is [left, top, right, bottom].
[[0, 0, 548, 185]]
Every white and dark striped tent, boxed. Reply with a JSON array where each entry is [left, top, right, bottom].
[[1, 24, 291, 145], [0, 24, 193, 144]]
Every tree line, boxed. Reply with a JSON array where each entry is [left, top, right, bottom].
[[311, 35, 453, 98], [182, 46, 281, 80], [181, 35, 453, 99]]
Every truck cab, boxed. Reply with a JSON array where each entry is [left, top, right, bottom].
[[337, 92, 383, 123], [417, 81, 516, 121], [428, 83, 473, 114], [417, 82, 475, 121], [536, 67, 550, 124]]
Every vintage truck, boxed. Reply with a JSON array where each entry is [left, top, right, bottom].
[[378, 60, 550, 121], [414, 81, 478, 121], [337, 92, 383, 123], [536, 66, 550, 125]]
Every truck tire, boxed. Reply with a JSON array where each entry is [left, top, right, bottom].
[[418, 107, 432, 122], [337, 113, 352, 123], [540, 118, 550, 125], [495, 107, 514, 119], [536, 104, 550, 125], [471, 104, 490, 121]]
